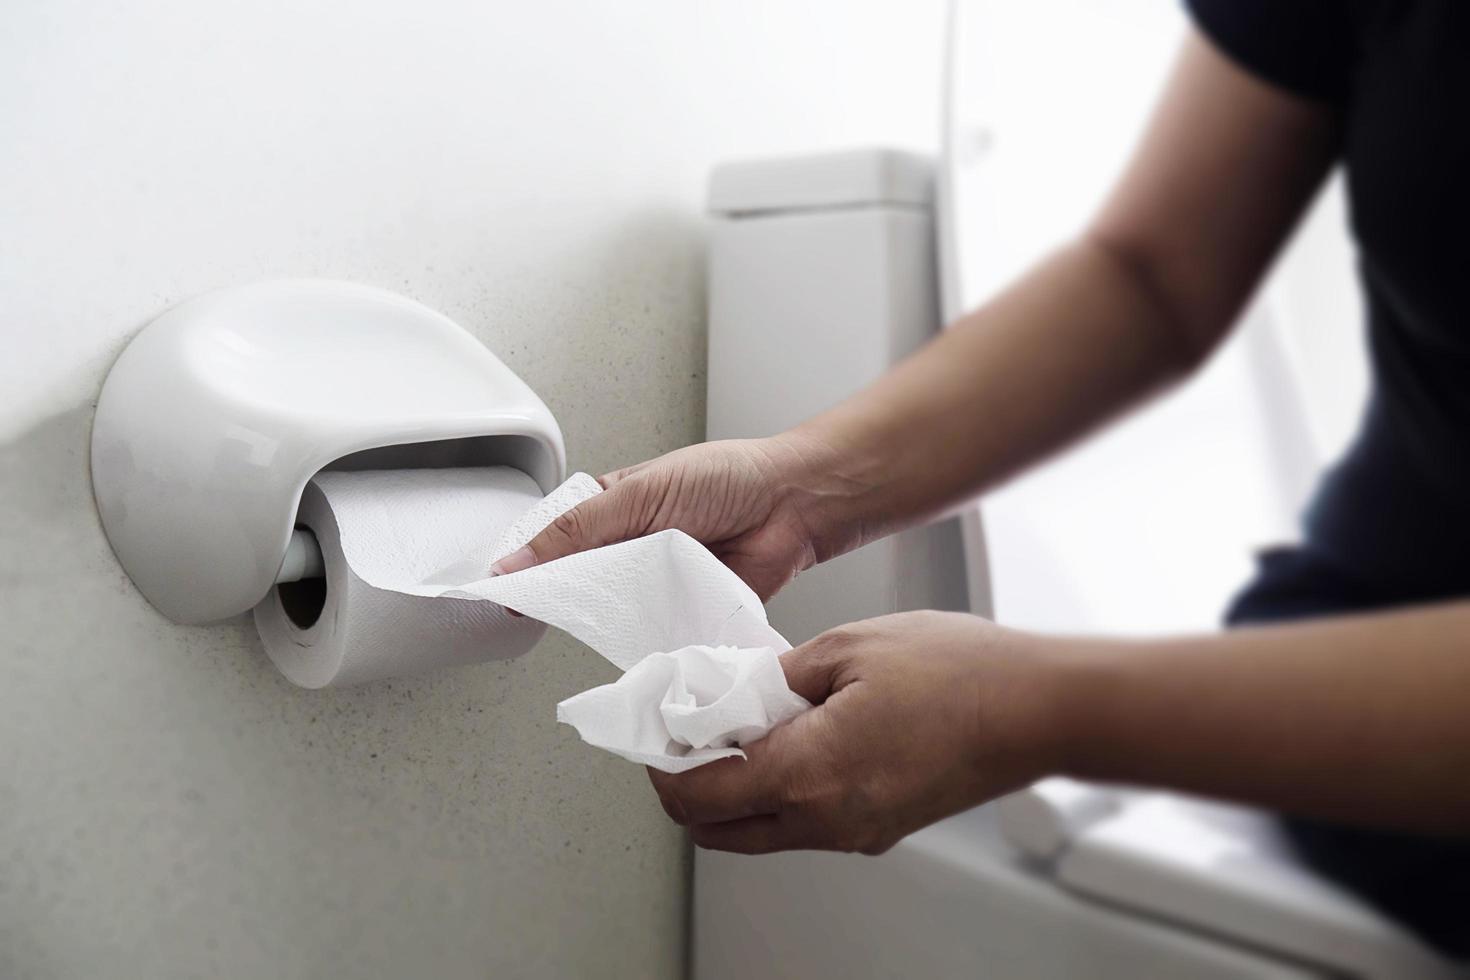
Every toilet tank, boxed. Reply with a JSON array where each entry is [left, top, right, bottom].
[[706, 148, 971, 643]]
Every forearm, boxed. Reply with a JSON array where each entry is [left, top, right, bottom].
[[781, 235, 1203, 559], [771, 34, 1338, 563], [1051, 603, 1470, 835]]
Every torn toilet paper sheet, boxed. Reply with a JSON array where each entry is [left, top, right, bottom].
[[300, 469, 811, 772], [450, 473, 812, 772]]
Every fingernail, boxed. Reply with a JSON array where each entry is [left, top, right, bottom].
[[489, 545, 536, 577]]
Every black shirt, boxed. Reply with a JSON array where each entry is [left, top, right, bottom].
[[1188, 0, 1470, 960], [1195, 0, 1470, 600]]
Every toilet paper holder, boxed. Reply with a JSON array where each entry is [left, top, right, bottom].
[[91, 279, 567, 625]]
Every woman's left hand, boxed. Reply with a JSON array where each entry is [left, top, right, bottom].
[[647, 610, 1070, 855]]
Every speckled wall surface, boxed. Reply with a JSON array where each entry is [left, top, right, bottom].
[[0, 1, 941, 976]]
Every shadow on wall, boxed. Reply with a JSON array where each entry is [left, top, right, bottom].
[[0, 397, 281, 703], [0, 402, 115, 596]]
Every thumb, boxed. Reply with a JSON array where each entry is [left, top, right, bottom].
[[778, 635, 849, 705], [490, 480, 640, 575]]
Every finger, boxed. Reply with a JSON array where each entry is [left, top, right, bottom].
[[777, 637, 847, 704], [721, 552, 794, 605], [646, 748, 785, 826], [719, 520, 812, 602], [597, 462, 645, 489], [688, 814, 822, 855], [490, 485, 640, 575]]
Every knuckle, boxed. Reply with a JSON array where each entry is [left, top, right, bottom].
[[872, 609, 936, 635], [774, 779, 804, 813], [546, 506, 589, 550], [612, 481, 654, 533], [825, 622, 864, 643], [775, 763, 823, 812], [648, 769, 692, 825], [825, 782, 891, 854], [843, 805, 893, 856], [808, 623, 862, 653], [657, 787, 691, 826], [660, 797, 690, 826]]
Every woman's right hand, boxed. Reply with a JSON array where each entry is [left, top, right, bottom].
[[490, 433, 846, 601]]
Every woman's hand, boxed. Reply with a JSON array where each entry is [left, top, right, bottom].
[[492, 432, 851, 601], [647, 610, 1069, 855]]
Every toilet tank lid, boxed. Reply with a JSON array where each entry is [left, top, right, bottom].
[[708, 148, 933, 216]]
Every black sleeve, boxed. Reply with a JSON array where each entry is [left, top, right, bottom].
[[1185, 0, 1354, 102]]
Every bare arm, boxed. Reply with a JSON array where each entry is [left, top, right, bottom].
[[648, 603, 1470, 856], [787, 31, 1340, 560], [1060, 603, 1470, 836]]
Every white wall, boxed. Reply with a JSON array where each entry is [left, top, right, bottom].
[[947, 0, 1367, 635], [0, 2, 945, 977]]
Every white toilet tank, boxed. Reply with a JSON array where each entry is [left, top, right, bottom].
[[705, 148, 971, 643]]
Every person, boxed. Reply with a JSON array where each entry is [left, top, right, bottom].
[[492, 1, 1470, 957]]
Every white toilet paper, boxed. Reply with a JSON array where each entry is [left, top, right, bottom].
[[254, 467, 549, 689], [255, 468, 810, 771], [555, 644, 808, 772]]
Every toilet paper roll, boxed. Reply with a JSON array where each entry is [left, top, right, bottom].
[[254, 467, 549, 688], [255, 467, 811, 771]]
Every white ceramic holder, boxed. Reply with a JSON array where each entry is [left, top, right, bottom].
[[91, 279, 566, 624]]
